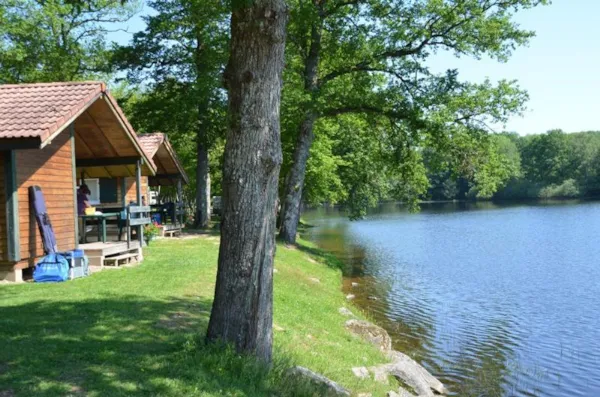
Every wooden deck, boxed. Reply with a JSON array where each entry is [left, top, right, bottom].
[[80, 240, 142, 268]]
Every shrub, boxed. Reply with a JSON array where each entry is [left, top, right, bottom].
[[539, 178, 580, 199]]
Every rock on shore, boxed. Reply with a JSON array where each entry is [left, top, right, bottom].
[[345, 319, 448, 397]]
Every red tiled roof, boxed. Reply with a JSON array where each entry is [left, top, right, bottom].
[[0, 81, 105, 141], [0, 81, 157, 174], [139, 132, 189, 184], [138, 132, 165, 158]]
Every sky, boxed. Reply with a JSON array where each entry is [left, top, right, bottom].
[[108, 0, 599, 136]]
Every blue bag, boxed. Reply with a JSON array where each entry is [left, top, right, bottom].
[[33, 253, 69, 283]]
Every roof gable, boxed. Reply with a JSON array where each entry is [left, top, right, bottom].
[[0, 81, 156, 174], [139, 132, 189, 184], [0, 81, 104, 141]]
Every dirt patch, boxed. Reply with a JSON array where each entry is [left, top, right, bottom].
[[67, 384, 86, 396], [155, 311, 197, 331]]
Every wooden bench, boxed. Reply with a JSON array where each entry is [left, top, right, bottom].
[[104, 252, 140, 267], [164, 228, 182, 238]]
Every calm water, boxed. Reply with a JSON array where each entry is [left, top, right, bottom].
[[303, 202, 600, 397]]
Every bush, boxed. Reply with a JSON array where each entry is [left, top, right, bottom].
[[538, 178, 580, 199]]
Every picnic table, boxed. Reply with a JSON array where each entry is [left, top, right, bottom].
[[80, 212, 120, 243]]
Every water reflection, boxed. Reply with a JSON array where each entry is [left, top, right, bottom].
[[303, 201, 600, 397]]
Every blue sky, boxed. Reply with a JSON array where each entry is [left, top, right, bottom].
[[109, 0, 597, 135]]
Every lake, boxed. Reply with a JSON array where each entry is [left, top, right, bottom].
[[302, 201, 600, 397]]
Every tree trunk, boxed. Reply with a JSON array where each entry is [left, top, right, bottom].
[[194, 139, 211, 228], [206, 0, 288, 363], [279, 8, 322, 244], [193, 32, 212, 230], [279, 113, 315, 244]]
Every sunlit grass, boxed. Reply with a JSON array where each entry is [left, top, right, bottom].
[[0, 236, 393, 396]]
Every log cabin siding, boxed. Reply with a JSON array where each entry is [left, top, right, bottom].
[[16, 131, 76, 261]]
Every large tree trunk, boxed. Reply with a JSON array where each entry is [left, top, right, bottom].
[[194, 138, 211, 228], [206, 0, 287, 363], [279, 113, 315, 243], [279, 9, 322, 244]]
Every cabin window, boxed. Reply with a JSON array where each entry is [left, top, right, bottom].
[[83, 178, 100, 204], [99, 178, 118, 203]]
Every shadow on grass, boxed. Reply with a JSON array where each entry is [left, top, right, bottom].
[[0, 294, 319, 397], [294, 241, 346, 273]]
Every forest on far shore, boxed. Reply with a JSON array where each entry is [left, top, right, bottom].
[[426, 129, 600, 202]]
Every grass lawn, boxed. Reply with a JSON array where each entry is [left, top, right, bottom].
[[0, 235, 395, 396]]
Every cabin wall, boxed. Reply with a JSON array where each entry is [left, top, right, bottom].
[[0, 152, 7, 261], [15, 131, 76, 267], [124, 176, 150, 205], [94, 176, 149, 208]]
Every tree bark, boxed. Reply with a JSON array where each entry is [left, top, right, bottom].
[[279, 113, 315, 243], [206, 0, 288, 363], [194, 137, 211, 228], [279, 6, 322, 244]]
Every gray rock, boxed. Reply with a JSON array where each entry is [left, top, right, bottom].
[[346, 294, 356, 300], [351, 366, 369, 379], [351, 282, 359, 287], [287, 366, 350, 396], [385, 351, 448, 396], [345, 319, 392, 352], [369, 351, 448, 396], [338, 307, 354, 317]]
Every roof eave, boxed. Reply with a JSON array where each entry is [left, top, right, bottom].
[[162, 135, 190, 184], [102, 93, 157, 175]]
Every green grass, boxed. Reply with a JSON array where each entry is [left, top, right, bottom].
[[0, 236, 393, 396]]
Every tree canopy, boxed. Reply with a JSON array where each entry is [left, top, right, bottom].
[[278, 0, 546, 236], [111, 0, 229, 227], [0, 0, 138, 83]]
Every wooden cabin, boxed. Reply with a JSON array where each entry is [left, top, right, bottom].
[[0, 82, 156, 281], [138, 132, 189, 230]]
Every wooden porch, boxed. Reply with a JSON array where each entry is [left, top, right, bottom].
[[80, 240, 142, 269]]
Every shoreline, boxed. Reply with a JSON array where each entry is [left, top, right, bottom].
[[297, 238, 448, 396]]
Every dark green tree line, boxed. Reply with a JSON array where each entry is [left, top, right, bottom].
[[429, 129, 600, 201]]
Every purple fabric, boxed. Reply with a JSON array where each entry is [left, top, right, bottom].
[[29, 186, 58, 254], [77, 190, 88, 215]]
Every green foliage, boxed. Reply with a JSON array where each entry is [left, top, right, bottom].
[[0, 0, 139, 83], [111, 0, 229, 206], [432, 129, 600, 201], [521, 129, 571, 185], [471, 134, 522, 199], [281, 0, 547, 218], [539, 179, 580, 199]]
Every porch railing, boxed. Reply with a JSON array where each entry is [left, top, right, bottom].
[[127, 205, 151, 248]]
